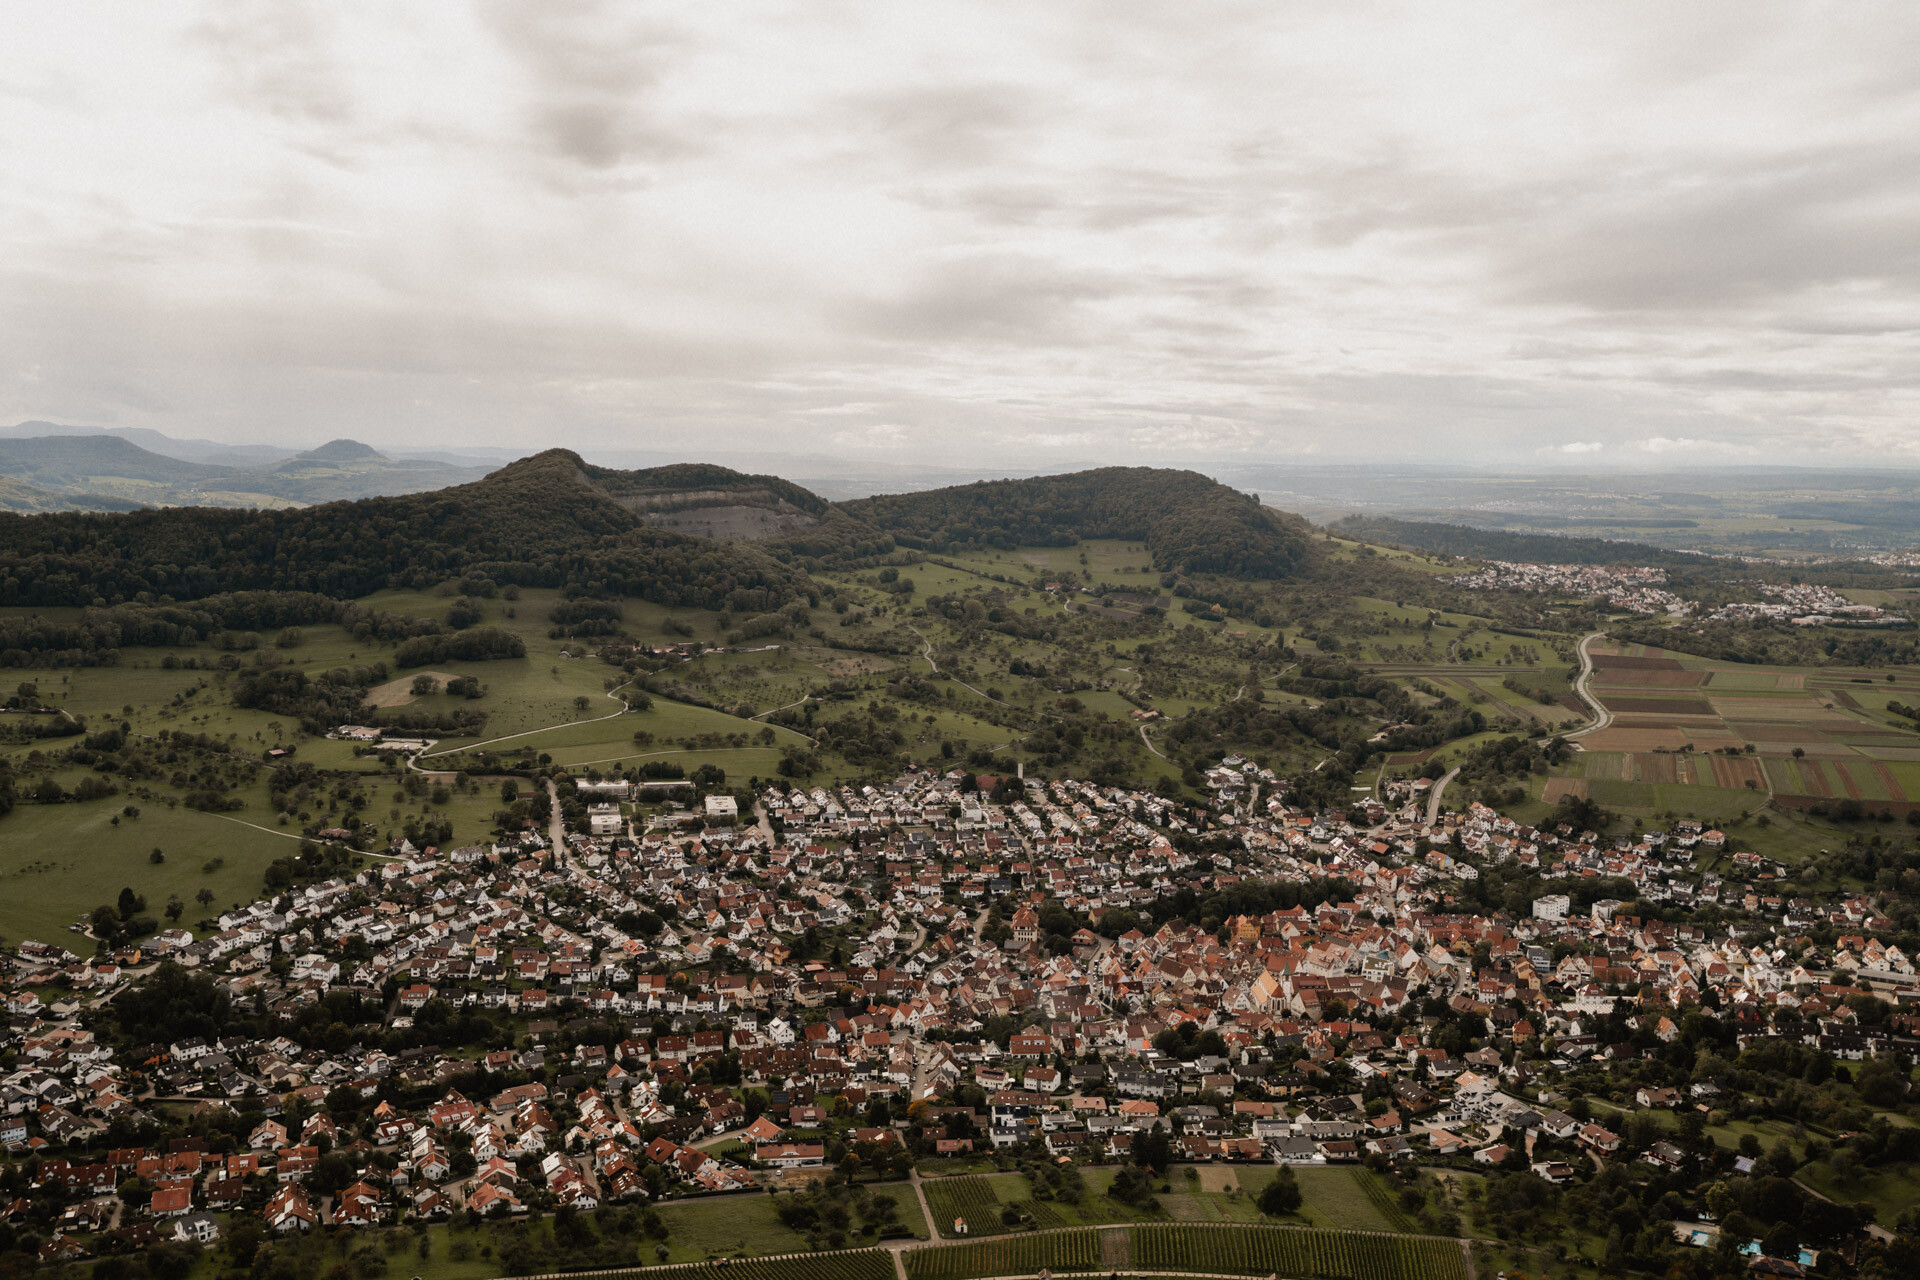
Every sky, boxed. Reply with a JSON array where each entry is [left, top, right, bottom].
[[3, 2, 1919, 469]]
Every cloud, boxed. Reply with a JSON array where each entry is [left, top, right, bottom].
[[1631, 436, 1756, 456], [189, 0, 357, 126], [841, 253, 1116, 344], [830, 423, 909, 449], [477, 0, 698, 171], [3, 3, 1920, 466]]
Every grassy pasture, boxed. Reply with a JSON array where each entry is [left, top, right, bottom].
[[0, 793, 299, 947]]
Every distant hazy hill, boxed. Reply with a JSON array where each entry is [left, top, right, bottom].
[[0, 475, 146, 514], [1332, 515, 1717, 568], [838, 466, 1313, 578], [0, 429, 491, 508], [0, 434, 234, 486], [0, 420, 297, 468], [293, 438, 387, 463], [0, 449, 812, 610]]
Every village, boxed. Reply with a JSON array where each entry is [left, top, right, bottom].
[[2, 759, 1917, 1273], [1459, 563, 1689, 616], [1705, 585, 1907, 629]]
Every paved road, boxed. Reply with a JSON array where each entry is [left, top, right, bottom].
[[546, 778, 567, 865], [1425, 766, 1460, 824], [1563, 632, 1611, 742]]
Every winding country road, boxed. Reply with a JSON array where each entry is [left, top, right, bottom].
[[1563, 631, 1612, 742]]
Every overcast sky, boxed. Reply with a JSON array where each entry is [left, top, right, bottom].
[[4, 3, 1919, 468]]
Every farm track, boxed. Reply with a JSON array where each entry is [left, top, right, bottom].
[[410, 681, 640, 769], [201, 811, 404, 859], [908, 626, 1018, 708], [409, 675, 818, 775]]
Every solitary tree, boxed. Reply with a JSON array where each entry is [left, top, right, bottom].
[[1257, 1167, 1302, 1217]]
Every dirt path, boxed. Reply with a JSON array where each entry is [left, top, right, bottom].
[[202, 812, 402, 858], [907, 1170, 939, 1243], [415, 681, 638, 764], [909, 626, 1016, 707], [1138, 725, 1167, 759]]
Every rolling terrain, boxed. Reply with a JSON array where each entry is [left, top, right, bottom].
[[4, 455, 1920, 941]]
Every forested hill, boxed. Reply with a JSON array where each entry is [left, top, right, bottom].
[[0, 450, 810, 611], [0, 451, 1323, 609], [584, 461, 831, 518], [1331, 515, 1719, 568], [836, 467, 1313, 578]]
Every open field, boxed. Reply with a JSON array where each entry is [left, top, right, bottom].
[[1259, 1166, 1409, 1233], [653, 1189, 922, 1261], [0, 789, 301, 947]]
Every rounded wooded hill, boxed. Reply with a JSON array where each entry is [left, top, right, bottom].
[[835, 466, 1312, 579]]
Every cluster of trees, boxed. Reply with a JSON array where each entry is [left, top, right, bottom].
[[234, 663, 389, 733], [768, 506, 901, 567], [393, 625, 525, 667], [812, 708, 910, 769], [1147, 875, 1358, 934], [0, 590, 352, 666], [728, 598, 813, 644], [42, 726, 254, 816], [767, 1181, 906, 1249], [548, 597, 624, 637], [1454, 733, 1572, 809]]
